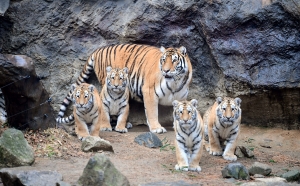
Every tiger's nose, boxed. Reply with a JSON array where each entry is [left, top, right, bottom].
[[163, 69, 170, 73]]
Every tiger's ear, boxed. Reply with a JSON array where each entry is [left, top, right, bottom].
[[234, 97, 242, 107], [106, 66, 112, 73], [160, 46, 166, 53], [123, 67, 129, 74], [216, 97, 223, 104], [88, 84, 95, 92], [179, 46, 186, 56], [190, 99, 198, 108], [172, 100, 179, 108], [71, 83, 77, 91]]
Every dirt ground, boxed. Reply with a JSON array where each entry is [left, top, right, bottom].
[[1, 124, 300, 186]]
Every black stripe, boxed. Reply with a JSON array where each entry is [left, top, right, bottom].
[[89, 108, 98, 117], [103, 101, 110, 110], [119, 98, 127, 106], [220, 122, 225, 128], [174, 72, 189, 93], [166, 82, 172, 92], [159, 78, 165, 96], [177, 139, 186, 146]]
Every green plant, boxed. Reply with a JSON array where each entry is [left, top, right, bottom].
[[269, 159, 276, 163], [160, 137, 175, 152]]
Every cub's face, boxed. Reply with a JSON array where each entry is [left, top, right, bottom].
[[172, 99, 198, 128], [106, 66, 129, 93], [216, 97, 242, 125], [71, 83, 95, 109], [160, 46, 188, 81]]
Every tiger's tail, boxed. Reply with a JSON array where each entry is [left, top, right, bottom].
[[56, 113, 74, 124], [56, 55, 95, 122]]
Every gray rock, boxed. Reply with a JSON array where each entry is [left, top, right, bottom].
[[0, 169, 63, 186], [239, 146, 255, 158], [221, 162, 250, 180], [77, 153, 130, 186], [134, 132, 162, 148], [281, 170, 300, 182], [81, 136, 114, 153], [0, 128, 35, 167], [235, 146, 245, 158], [249, 162, 272, 176], [255, 177, 287, 184]]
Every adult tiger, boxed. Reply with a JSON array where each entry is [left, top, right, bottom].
[[203, 97, 242, 161], [70, 83, 101, 140], [172, 99, 204, 172], [57, 44, 193, 133]]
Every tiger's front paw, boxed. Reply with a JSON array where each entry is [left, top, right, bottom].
[[115, 127, 128, 133], [175, 164, 188, 171], [100, 127, 112, 132], [189, 166, 201, 172], [151, 127, 167, 134], [209, 149, 223, 156], [223, 154, 237, 161]]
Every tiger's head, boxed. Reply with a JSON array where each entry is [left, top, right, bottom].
[[216, 97, 242, 126], [105, 66, 129, 93], [172, 99, 198, 128], [160, 46, 189, 81], [71, 83, 96, 110]]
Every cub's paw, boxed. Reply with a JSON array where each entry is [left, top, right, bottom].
[[151, 127, 167, 134], [115, 127, 128, 133], [100, 127, 112, 132], [209, 149, 223, 156], [223, 154, 237, 161], [204, 143, 210, 152], [175, 164, 188, 172], [126, 122, 133, 129], [189, 166, 201, 172]]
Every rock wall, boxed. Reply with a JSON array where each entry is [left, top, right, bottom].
[[0, 0, 299, 129]]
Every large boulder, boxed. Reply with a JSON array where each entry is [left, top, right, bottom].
[[0, 0, 299, 129], [0, 128, 35, 167], [0, 54, 56, 130], [77, 153, 130, 186]]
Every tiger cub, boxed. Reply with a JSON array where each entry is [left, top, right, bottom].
[[172, 99, 204, 172], [203, 97, 242, 161], [100, 66, 130, 133], [70, 83, 101, 140]]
